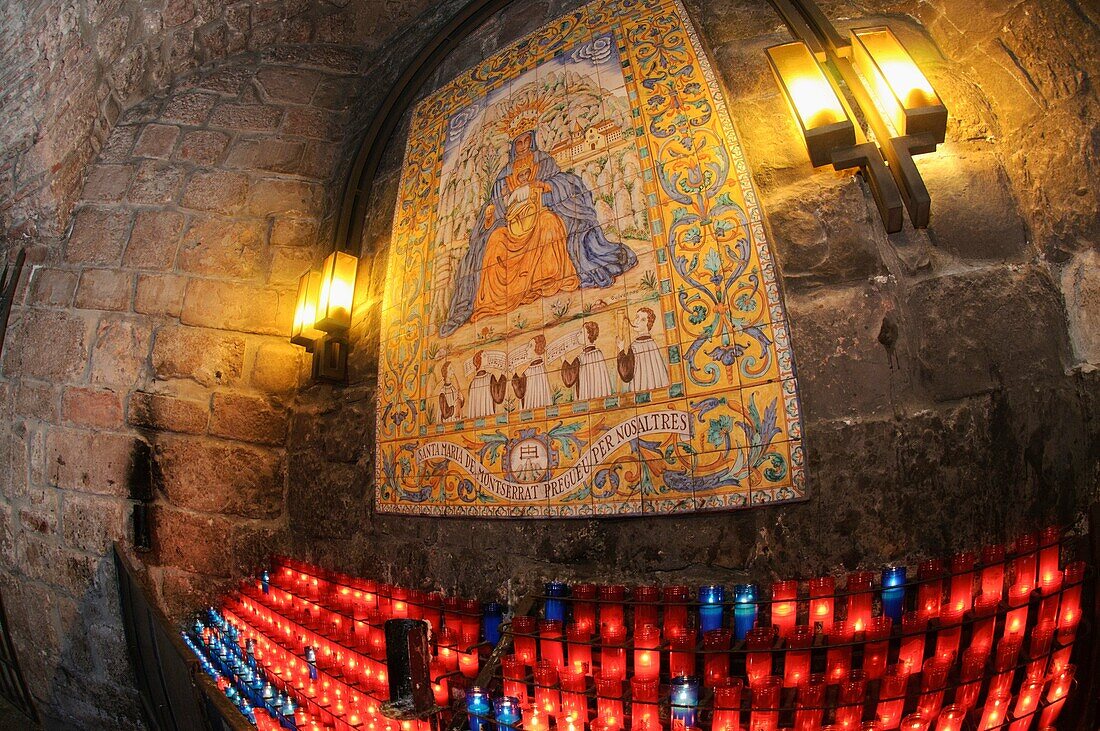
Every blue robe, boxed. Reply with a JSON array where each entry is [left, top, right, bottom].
[[440, 131, 637, 337]]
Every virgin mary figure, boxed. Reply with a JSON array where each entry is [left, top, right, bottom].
[[439, 129, 637, 337]]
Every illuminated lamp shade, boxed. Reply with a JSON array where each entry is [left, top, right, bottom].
[[765, 41, 855, 167], [850, 27, 947, 142], [291, 270, 325, 348], [315, 250, 359, 332]]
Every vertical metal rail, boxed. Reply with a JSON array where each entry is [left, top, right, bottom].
[[0, 591, 38, 723], [0, 248, 26, 357]]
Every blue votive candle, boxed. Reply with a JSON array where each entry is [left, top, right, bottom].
[[494, 695, 522, 731], [544, 581, 568, 623], [881, 565, 907, 623], [466, 687, 492, 731], [733, 583, 758, 641], [697, 584, 725, 633], [483, 602, 504, 645], [669, 676, 700, 730]]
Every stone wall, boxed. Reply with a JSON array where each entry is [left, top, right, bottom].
[[0, 0, 1097, 728]]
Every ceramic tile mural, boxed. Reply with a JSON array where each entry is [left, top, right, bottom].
[[376, 0, 806, 517]]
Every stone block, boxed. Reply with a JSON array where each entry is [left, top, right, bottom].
[[156, 567, 236, 621], [132, 124, 181, 159], [271, 217, 321, 247], [161, 91, 217, 125], [163, 0, 196, 28], [287, 452, 364, 538], [124, 209, 185, 270], [1, 310, 90, 382], [180, 170, 249, 213], [61, 493, 128, 553], [152, 325, 246, 386], [15, 380, 59, 422], [180, 279, 286, 335], [66, 207, 132, 265], [45, 427, 138, 497], [269, 246, 313, 286], [260, 45, 360, 74], [75, 269, 132, 311], [1060, 248, 1100, 366], [209, 393, 287, 445], [155, 434, 284, 517], [209, 103, 284, 131], [298, 141, 339, 179], [127, 161, 185, 205], [907, 265, 1070, 401], [99, 124, 137, 163], [150, 505, 285, 576], [178, 130, 229, 166], [81, 164, 134, 202], [250, 340, 303, 394], [248, 178, 323, 216], [89, 316, 151, 387], [224, 139, 305, 175], [255, 67, 323, 104], [127, 391, 208, 434], [62, 387, 124, 429], [134, 274, 188, 317], [177, 216, 264, 279], [28, 268, 78, 307], [917, 143, 1030, 261], [281, 106, 342, 141]]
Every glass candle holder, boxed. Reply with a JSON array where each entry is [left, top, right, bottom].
[[560, 663, 589, 725], [970, 592, 998, 654], [933, 605, 962, 663], [462, 599, 482, 641], [595, 673, 624, 731], [795, 675, 825, 731], [1038, 571, 1062, 626], [899, 713, 928, 731], [863, 616, 892, 680], [438, 627, 460, 672], [698, 584, 726, 634], [668, 628, 697, 679], [808, 576, 835, 634], [567, 624, 592, 675], [703, 628, 732, 687], [749, 676, 781, 731], [881, 567, 906, 624], [844, 572, 873, 633], [533, 661, 561, 719], [669, 676, 700, 731], [1012, 532, 1037, 591], [1012, 678, 1042, 721], [979, 544, 1005, 599], [1038, 526, 1061, 587], [825, 621, 853, 684], [444, 597, 464, 632], [512, 616, 538, 667], [545, 582, 569, 623], [1027, 620, 1054, 680], [484, 603, 504, 646], [1003, 583, 1031, 639], [431, 658, 450, 705], [599, 585, 627, 635], [733, 584, 758, 640], [1038, 664, 1074, 727], [496, 696, 523, 731], [600, 624, 626, 681], [834, 671, 866, 730], [977, 692, 1009, 731], [948, 552, 976, 613], [540, 620, 565, 673], [712, 678, 743, 731], [953, 646, 987, 710], [466, 687, 492, 731], [933, 705, 964, 731], [875, 664, 908, 730], [898, 611, 927, 674], [916, 560, 944, 620], [502, 655, 529, 708], [662, 585, 690, 640], [460, 628, 481, 679], [571, 584, 597, 634], [633, 624, 660, 682], [783, 625, 813, 688], [770, 580, 798, 639], [745, 626, 775, 687], [630, 677, 658, 731], [1057, 560, 1085, 642], [633, 586, 660, 633]]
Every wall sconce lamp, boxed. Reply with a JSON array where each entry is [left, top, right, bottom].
[[767, 0, 947, 231], [291, 251, 359, 382]]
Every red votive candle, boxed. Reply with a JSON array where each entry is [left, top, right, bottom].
[[600, 624, 626, 681], [704, 629, 733, 687], [1003, 583, 1031, 639], [783, 625, 813, 688], [443, 596, 462, 632], [808, 576, 835, 634], [794, 674, 825, 731], [513, 616, 538, 667], [954, 646, 987, 710], [460, 598, 481, 641], [825, 621, 853, 685], [977, 692, 1009, 730], [459, 628, 480, 678], [745, 626, 775, 687], [1038, 571, 1062, 627], [1012, 678, 1042, 722], [875, 665, 909, 730], [979, 544, 1005, 599], [424, 592, 443, 631], [749, 676, 781, 731], [1057, 560, 1085, 642], [540, 620, 565, 672], [633, 624, 660, 682], [629, 677, 658, 731], [862, 616, 891, 680], [933, 705, 965, 731], [1038, 663, 1075, 727], [572, 584, 597, 634], [899, 713, 928, 731], [948, 551, 976, 613], [916, 560, 944, 621], [430, 659, 449, 705], [970, 592, 999, 653], [898, 612, 927, 674], [599, 585, 627, 635], [1012, 532, 1038, 590], [933, 605, 963, 663], [502, 655, 529, 707], [770, 580, 798, 639], [668, 628, 696, 679], [392, 587, 409, 618], [834, 671, 866, 730], [438, 627, 459, 672], [1026, 620, 1054, 680], [567, 624, 592, 675], [595, 673, 624, 731], [845, 572, 874, 634], [633, 586, 660, 633], [713, 678, 743, 731], [917, 657, 950, 719], [534, 660, 561, 718], [663, 586, 690, 640], [561, 663, 589, 725], [1037, 526, 1061, 586]]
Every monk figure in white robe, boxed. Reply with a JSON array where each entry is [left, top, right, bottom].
[[513, 335, 552, 410], [576, 321, 613, 400], [617, 307, 669, 392], [466, 350, 496, 418], [437, 361, 463, 421]]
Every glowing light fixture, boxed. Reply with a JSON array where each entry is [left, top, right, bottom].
[[765, 41, 855, 167], [291, 270, 325, 348], [315, 250, 358, 332], [850, 27, 946, 142]]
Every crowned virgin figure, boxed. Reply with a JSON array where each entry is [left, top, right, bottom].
[[440, 128, 637, 336]]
